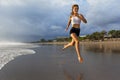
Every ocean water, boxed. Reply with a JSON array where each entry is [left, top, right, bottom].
[[0, 42, 120, 80], [0, 42, 38, 70]]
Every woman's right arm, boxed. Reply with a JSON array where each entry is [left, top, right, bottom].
[[65, 16, 71, 31]]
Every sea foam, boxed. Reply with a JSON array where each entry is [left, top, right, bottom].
[[0, 43, 38, 70]]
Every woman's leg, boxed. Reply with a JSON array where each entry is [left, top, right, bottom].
[[71, 33, 83, 63], [63, 39, 75, 50]]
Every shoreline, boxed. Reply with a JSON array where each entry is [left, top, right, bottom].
[[0, 41, 120, 80], [35, 41, 120, 45]]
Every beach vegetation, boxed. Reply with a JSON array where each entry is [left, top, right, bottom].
[[34, 30, 120, 43]]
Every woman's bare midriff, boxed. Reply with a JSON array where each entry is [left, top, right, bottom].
[[72, 24, 80, 28]]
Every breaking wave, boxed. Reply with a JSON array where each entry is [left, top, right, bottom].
[[0, 42, 39, 70]]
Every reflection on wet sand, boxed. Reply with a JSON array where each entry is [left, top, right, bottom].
[[82, 42, 120, 54], [0, 43, 120, 80], [64, 70, 84, 80]]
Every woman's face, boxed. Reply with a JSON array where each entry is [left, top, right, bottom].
[[73, 6, 79, 14]]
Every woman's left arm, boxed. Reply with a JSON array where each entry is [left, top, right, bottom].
[[79, 14, 87, 23]]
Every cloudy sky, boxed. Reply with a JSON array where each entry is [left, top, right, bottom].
[[0, 0, 120, 42]]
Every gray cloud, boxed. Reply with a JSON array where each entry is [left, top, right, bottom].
[[0, 0, 73, 42], [84, 0, 120, 34], [0, 0, 120, 42]]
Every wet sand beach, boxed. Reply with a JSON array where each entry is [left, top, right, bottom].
[[0, 42, 120, 80]]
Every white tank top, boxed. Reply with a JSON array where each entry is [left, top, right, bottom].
[[71, 16, 81, 25]]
